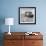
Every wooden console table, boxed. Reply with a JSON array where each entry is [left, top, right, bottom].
[[4, 32, 43, 46]]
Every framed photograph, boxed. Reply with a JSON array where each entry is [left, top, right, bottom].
[[19, 7, 36, 24]]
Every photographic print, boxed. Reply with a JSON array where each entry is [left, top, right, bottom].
[[19, 7, 36, 24]]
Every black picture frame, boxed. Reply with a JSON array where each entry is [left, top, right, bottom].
[[19, 7, 36, 24]]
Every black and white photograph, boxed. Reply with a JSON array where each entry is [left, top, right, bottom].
[[19, 7, 36, 24]]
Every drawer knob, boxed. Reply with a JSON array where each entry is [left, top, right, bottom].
[[32, 42, 35, 44]]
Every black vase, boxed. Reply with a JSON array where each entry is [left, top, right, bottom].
[[25, 12, 33, 18]]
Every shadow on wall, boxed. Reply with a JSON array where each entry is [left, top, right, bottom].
[[0, 16, 5, 46]]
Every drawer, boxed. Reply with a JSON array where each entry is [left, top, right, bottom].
[[24, 40, 43, 46], [4, 40, 16, 46], [25, 35, 43, 40], [4, 40, 24, 46], [4, 35, 24, 40], [32, 40, 43, 46], [15, 40, 24, 46]]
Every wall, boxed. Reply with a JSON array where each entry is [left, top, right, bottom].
[[0, 0, 46, 46], [0, 0, 46, 32]]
